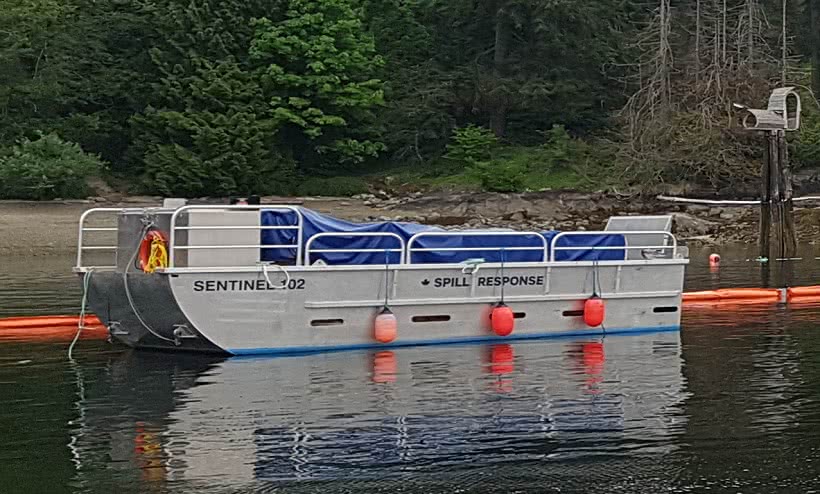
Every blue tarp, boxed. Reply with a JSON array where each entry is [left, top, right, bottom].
[[543, 230, 626, 262], [261, 208, 438, 265], [260, 208, 625, 265]]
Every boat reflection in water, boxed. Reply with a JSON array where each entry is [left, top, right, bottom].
[[68, 332, 686, 488]]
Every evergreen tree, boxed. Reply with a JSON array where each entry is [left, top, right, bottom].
[[2, 0, 820, 197], [250, 0, 386, 171], [134, 0, 293, 197], [0, 0, 150, 164]]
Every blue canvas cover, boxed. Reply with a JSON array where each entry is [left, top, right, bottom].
[[542, 230, 626, 261], [261, 208, 441, 265], [260, 208, 625, 265], [408, 231, 547, 264]]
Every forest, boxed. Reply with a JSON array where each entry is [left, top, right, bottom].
[[1, 0, 820, 199]]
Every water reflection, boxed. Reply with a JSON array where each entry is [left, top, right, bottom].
[[63, 334, 686, 489]]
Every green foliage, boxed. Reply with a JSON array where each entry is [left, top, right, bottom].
[[793, 110, 820, 170], [363, 0, 453, 161], [470, 138, 601, 193], [0, 133, 104, 200], [530, 125, 575, 174], [134, 56, 295, 197], [444, 125, 499, 166], [2, 0, 819, 198], [250, 0, 386, 170], [0, 0, 153, 166], [441, 126, 600, 193], [130, 1, 290, 197], [130, 0, 385, 196], [138, 109, 295, 197], [295, 176, 369, 196], [469, 160, 526, 192], [793, 125, 820, 170]]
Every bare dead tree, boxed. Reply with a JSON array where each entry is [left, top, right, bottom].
[[781, 0, 787, 85], [617, 0, 674, 144], [615, 0, 784, 188], [722, 0, 728, 64], [696, 0, 702, 81], [811, 0, 820, 95], [747, 0, 754, 62], [659, 0, 672, 108]]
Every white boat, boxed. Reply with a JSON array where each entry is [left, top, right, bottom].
[[74, 201, 687, 355]]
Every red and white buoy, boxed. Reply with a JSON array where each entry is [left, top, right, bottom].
[[374, 308, 398, 343], [491, 303, 515, 336], [374, 251, 398, 343], [490, 249, 515, 336], [583, 296, 605, 327]]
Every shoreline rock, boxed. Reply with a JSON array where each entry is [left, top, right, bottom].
[[4, 190, 817, 256], [358, 190, 765, 244]]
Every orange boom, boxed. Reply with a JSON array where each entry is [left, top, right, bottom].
[[0, 315, 107, 342], [683, 288, 783, 304]]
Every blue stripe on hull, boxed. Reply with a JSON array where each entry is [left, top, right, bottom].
[[226, 325, 680, 357]]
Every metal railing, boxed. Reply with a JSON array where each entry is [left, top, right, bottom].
[[75, 208, 126, 269], [76, 205, 683, 271], [549, 231, 677, 262], [305, 232, 406, 265], [169, 205, 304, 268], [407, 231, 548, 264]]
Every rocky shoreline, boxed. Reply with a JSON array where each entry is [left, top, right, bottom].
[[4, 190, 820, 256], [349, 190, 820, 245]]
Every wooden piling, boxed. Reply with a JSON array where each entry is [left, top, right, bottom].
[[778, 130, 797, 259], [759, 130, 797, 261], [759, 133, 773, 260], [743, 88, 801, 262]]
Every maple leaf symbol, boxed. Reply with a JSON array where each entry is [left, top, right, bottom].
[[421, 279, 430, 286]]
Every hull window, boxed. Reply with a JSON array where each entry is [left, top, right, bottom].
[[411, 315, 452, 323], [310, 318, 345, 327], [562, 310, 585, 317]]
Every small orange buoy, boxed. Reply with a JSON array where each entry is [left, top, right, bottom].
[[374, 308, 398, 343], [490, 304, 514, 336], [709, 253, 721, 266], [583, 297, 605, 327]]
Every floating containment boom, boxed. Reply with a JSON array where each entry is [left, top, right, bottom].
[[0, 315, 107, 342]]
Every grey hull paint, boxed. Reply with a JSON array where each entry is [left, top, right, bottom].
[[84, 260, 686, 356], [81, 272, 227, 354]]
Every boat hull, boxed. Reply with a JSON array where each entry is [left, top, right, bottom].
[[82, 260, 685, 355]]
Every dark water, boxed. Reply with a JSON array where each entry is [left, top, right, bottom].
[[3, 246, 820, 493]]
